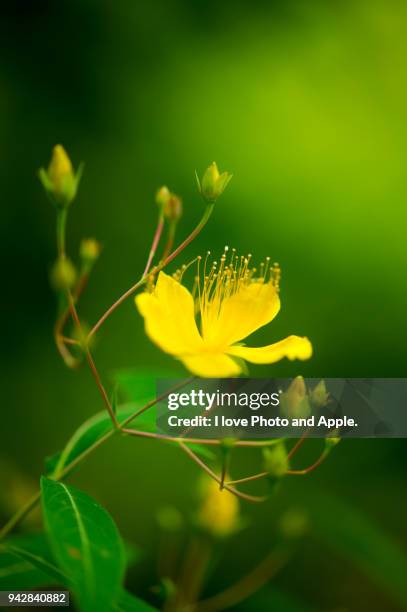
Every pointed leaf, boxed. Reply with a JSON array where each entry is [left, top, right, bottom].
[[0, 553, 49, 590], [1, 534, 67, 585], [41, 477, 125, 611], [0, 533, 65, 589], [112, 369, 176, 404]]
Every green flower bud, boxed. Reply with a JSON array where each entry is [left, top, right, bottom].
[[156, 186, 182, 221], [50, 257, 77, 291], [325, 434, 341, 450], [39, 145, 83, 208], [156, 186, 171, 208], [310, 380, 330, 408], [262, 442, 289, 478], [196, 162, 232, 203], [280, 376, 311, 419], [80, 238, 102, 269]]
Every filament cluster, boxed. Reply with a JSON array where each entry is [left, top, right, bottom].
[[173, 247, 280, 335]]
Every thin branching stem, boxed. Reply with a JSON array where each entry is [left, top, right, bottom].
[[0, 492, 42, 541], [0, 382, 192, 539], [121, 428, 221, 445], [62, 290, 119, 428], [120, 378, 195, 429], [226, 471, 268, 486], [286, 451, 328, 475], [160, 220, 177, 261], [87, 203, 214, 340], [287, 430, 309, 460], [143, 213, 165, 277], [85, 348, 119, 428], [54, 270, 90, 367], [179, 442, 267, 504]]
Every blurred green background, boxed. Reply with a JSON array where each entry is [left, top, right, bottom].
[[1, 0, 406, 610]]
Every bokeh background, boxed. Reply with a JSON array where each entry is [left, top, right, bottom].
[[1, 0, 407, 610]]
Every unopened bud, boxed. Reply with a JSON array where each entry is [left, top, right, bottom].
[[155, 185, 171, 208], [325, 434, 341, 450], [156, 186, 182, 221], [280, 376, 311, 419], [50, 257, 77, 291], [262, 442, 289, 478], [48, 145, 72, 185], [156, 186, 171, 208], [310, 380, 330, 408], [39, 145, 83, 208], [80, 238, 101, 269], [196, 162, 232, 203]]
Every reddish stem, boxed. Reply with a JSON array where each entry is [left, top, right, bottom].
[[142, 214, 164, 277]]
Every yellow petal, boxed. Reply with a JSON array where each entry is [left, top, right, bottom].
[[203, 281, 280, 348], [135, 272, 203, 355], [227, 335, 313, 364], [178, 352, 242, 377]]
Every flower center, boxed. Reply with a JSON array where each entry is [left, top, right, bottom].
[[174, 247, 281, 343]]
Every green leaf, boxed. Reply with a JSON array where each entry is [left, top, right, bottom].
[[45, 397, 215, 479], [1, 534, 67, 585], [262, 442, 289, 477], [2, 532, 144, 600], [110, 371, 215, 460], [123, 541, 142, 568], [41, 477, 126, 611], [308, 493, 407, 607], [0, 553, 49, 590], [0, 533, 65, 590], [44, 452, 61, 476], [115, 589, 157, 611], [112, 368, 176, 403], [46, 402, 156, 478]]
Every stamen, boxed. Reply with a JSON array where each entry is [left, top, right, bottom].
[[272, 262, 281, 289], [192, 250, 281, 335], [178, 256, 199, 281], [263, 257, 271, 282]]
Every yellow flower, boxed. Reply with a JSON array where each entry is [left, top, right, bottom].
[[135, 249, 312, 377], [197, 477, 240, 538]]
